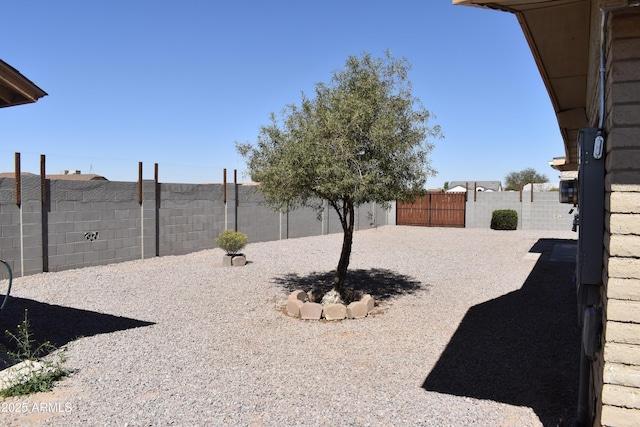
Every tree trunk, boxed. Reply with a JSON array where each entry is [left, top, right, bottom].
[[333, 200, 355, 294]]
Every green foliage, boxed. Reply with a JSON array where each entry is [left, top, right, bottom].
[[1, 310, 67, 397], [4, 310, 55, 363], [236, 51, 442, 213], [504, 168, 549, 191], [491, 209, 518, 230], [215, 229, 248, 255], [0, 367, 67, 397], [236, 51, 442, 291]]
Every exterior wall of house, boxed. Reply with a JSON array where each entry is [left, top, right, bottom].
[[595, 8, 640, 427]]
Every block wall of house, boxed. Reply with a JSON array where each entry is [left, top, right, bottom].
[[597, 8, 640, 427]]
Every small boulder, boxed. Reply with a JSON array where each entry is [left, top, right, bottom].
[[299, 302, 323, 320], [286, 299, 304, 317], [288, 290, 308, 302], [346, 301, 368, 319], [361, 294, 375, 313], [323, 303, 346, 321], [321, 289, 343, 305], [231, 255, 247, 266]]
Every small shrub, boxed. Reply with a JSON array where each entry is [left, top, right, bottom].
[[491, 209, 518, 230], [215, 229, 248, 255]]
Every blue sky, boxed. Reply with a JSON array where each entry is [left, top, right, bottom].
[[1, 1, 563, 188]]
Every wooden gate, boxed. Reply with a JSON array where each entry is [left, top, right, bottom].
[[397, 192, 466, 227]]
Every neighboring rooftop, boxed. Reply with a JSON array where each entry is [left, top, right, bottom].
[[447, 181, 503, 192], [0, 172, 107, 181]]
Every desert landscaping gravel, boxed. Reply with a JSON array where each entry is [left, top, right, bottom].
[[0, 226, 579, 426]]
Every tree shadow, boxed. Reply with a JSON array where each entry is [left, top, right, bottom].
[[0, 296, 155, 369], [272, 268, 426, 301], [422, 238, 579, 426]]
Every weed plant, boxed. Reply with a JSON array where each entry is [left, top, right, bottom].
[[1, 310, 67, 397]]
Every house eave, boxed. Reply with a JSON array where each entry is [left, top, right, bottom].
[[0, 60, 48, 108], [453, 0, 592, 171]]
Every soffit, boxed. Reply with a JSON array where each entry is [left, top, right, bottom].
[[453, 0, 591, 171], [0, 60, 48, 108]]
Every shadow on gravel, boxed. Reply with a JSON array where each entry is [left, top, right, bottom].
[[422, 238, 579, 427], [273, 268, 426, 301], [0, 296, 155, 369]]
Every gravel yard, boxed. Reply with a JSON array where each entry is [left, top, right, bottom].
[[0, 226, 579, 426]]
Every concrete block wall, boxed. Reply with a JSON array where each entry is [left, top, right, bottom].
[[0, 177, 43, 278], [0, 176, 393, 278], [598, 8, 640, 427], [235, 186, 391, 242], [157, 183, 222, 256], [464, 191, 574, 231], [235, 185, 280, 243], [46, 180, 143, 272], [286, 206, 323, 239]]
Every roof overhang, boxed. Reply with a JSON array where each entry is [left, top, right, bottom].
[[0, 60, 48, 108], [453, 0, 593, 171]]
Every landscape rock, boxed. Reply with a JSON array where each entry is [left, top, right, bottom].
[[361, 294, 375, 312], [323, 303, 347, 321], [347, 301, 368, 319], [231, 255, 247, 266], [321, 289, 343, 305], [299, 302, 323, 320], [286, 299, 304, 317], [288, 290, 308, 302]]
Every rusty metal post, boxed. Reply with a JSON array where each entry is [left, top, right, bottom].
[[530, 182, 534, 202], [519, 183, 523, 203], [234, 169, 238, 206], [14, 152, 21, 206], [223, 168, 227, 204], [154, 163, 159, 202], [40, 155, 47, 205], [234, 169, 238, 231], [138, 162, 143, 204], [474, 181, 477, 202]]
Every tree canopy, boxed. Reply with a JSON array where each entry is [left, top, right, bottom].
[[504, 168, 549, 191], [237, 51, 442, 293]]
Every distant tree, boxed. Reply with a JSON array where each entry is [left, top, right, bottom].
[[443, 181, 449, 191], [504, 168, 549, 191], [237, 52, 442, 295]]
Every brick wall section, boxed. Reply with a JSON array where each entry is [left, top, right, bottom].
[[464, 191, 574, 230], [599, 8, 640, 427]]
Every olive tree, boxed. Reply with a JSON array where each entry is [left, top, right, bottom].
[[237, 52, 442, 294]]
